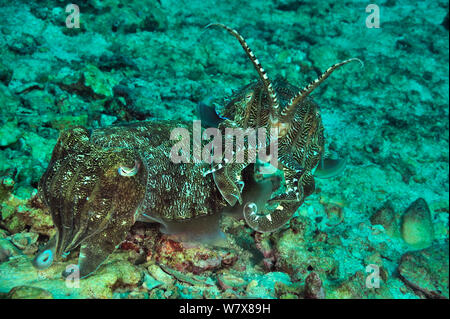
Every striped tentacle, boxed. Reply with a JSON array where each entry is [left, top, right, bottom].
[[205, 23, 281, 128], [280, 58, 364, 118]]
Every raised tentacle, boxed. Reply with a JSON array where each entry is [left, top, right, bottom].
[[205, 23, 280, 126], [281, 58, 364, 117]]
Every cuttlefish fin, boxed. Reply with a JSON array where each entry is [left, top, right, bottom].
[[197, 100, 227, 128], [62, 223, 131, 279], [159, 211, 228, 248], [313, 156, 347, 179]]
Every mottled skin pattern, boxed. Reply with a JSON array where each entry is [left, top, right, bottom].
[[90, 122, 227, 223], [32, 24, 360, 278], [210, 80, 323, 233], [33, 122, 227, 278], [205, 23, 360, 232]]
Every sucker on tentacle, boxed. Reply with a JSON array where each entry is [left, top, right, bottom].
[[205, 23, 281, 128]]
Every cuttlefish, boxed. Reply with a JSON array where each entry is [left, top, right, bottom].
[[32, 122, 230, 278], [32, 23, 357, 278]]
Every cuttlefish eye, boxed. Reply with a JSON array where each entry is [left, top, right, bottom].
[[32, 249, 54, 270], [245, 92, 253, 103], [118, 160, 140, 177]]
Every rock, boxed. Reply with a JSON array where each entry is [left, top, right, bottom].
[[398, 243, 449, 299], [273, 217, 339, 281], [7, 286, 53, 299], [260, 272, 292, 290], [0, 238, 22, 262], [217, 273, 247, 291], [85, 0, 167, 34], [21, 131, 56, 163], [147, 264, 175, 286], [246, 272, 293, 298], [82, 65, 119, 98], [100, 114, 117, 127], [155, 238, 235, 274], [363, 252, 389, 283], [20, 89, 55, 113], [120, 82, 160, 119], [176, 283, 207, 299], [273, 280, 303, 299], [0, 119, 22, 146], [0, 252, 142, 298], [304, 272, 325, 299], [80, 252, 143, 298], [10, 232, 39, 253], [245, 279, 270, 298], [142, 273, 163, 291], [370, 202, 400, 237], [0, 84, 21, 116], [0, 247, 10, 263], [327, 271, 393, 299], [0, 168, 16, 202], [54, 65, 120, 100], [279, 293, 298, 299], [0, 254, 83, 298], [125, 290, 148, 299], [0, 229, 9, 239], [7, 34, 38, 55], [98, 54, 137, 72], [0, 193, 55, 236], [401, 198, 434, 249], [0, 63, 13, 85]]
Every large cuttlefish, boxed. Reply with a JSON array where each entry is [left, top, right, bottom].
[[32, 24, 360, 278]]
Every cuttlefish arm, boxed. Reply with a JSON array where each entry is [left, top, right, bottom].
[[62, 218, 133, 279], [238, 155, 347, 232], [33, 125, 147, 278], [313, 156, 347, 179], [224, 162, 298, 233], [60, 156, 145, 279]]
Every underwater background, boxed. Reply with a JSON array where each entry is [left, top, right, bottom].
[[0, 0, 448, 299]]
